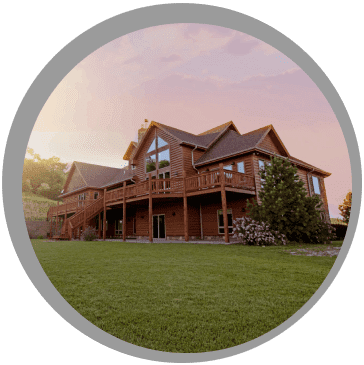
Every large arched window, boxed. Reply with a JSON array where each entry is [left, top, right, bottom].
[[145, 136, 170, 174]]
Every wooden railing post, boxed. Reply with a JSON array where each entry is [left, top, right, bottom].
[[219, 163, 229, 243], [123, 181, 127, 242], [183, 170, 189, 242], [148, 173, 153, 242], [103, 188, 107, 241]]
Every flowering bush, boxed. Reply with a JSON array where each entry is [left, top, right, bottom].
[[80, 226, 98, 241], [233, 217, 287, 246]]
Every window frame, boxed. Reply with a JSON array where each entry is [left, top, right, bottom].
[[217, 209, 233, 235], [145, 135, 170, 175], [312, 176, 321, 195], [115, 219, 123, 236], [237, 161, 245, 173]]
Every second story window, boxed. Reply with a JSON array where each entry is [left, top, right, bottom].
[[78, 193, 86, 207], [223, 164, 233, 171], [145, 135, 170, 173], [259, 159, 271, 188], [237, 161, 245, 173], [312, 176, 321, 195], [94, 192, 99, 200]]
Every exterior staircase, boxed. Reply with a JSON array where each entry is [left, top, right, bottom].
[[53, 197, 104, 240]]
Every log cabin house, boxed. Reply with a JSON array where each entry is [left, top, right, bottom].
[[47, 120, 331, 242]]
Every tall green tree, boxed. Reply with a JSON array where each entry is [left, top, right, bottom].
[[339, 191, 351, 224], [247, 155, 332, 243], [22, 148, 68, 200]]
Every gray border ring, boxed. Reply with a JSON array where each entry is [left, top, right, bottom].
[[3, 3, 361, 363]]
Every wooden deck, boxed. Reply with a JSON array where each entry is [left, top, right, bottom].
[[47, 169, 255, 242]]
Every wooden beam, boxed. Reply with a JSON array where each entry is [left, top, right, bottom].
[[183, 170, 188, 242], [56, 201, 59, 235], [98, 212, 101, 239], [123, 181, 126, 242], [83, 201, 87, 237], [103, 188, 107, 241], [148, 173, 153, 242], [220, 163, 229, 243]]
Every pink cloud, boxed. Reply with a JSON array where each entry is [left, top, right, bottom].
[[159, 54, 182, 62], [222, 35, 260, 56]]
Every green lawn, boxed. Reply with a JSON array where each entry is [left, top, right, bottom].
[[31, 240, 342, 352], [23, 192, 58, 221]]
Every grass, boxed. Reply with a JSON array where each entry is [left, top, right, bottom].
[[31, 240, 342, 352], [22, 192, 58, 220]]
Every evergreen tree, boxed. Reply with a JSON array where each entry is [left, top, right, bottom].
[[247, 155, 331, 243]]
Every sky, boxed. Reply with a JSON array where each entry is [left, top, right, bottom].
[[28, 23, 351, 218]]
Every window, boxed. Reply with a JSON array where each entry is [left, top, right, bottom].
[[224, 164, 233, 171], [158, 149, 170, 169], [259, 160, 271, 188], [146, 154, 156, 172], [78, 193, 86, 207], [237, 161, 245, 173], [145, 135, 170, 174], [131, 165, 136, 170], [312, 176, 321, 194], [94, 192, 99, 200], [217, 209, 233, 234], [115, 219, 123, 236], [157, 136, 168, 148], [147, 138, 156, 153]]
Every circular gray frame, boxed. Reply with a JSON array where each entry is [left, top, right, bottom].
[[2, 3, 361, 363]]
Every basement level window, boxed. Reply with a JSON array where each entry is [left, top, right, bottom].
[[217, 209, 233, 234]]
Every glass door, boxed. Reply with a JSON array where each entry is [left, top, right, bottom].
[[153, 214, 166, 238]]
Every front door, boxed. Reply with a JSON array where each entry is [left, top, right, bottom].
[[153, 214, 166, 239]]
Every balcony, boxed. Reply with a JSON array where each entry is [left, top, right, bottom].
[[48, 170, 255, 218]]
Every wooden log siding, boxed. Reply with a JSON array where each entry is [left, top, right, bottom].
[[197, 154, 254, 176], [182, 145, 204, 177], [258, 131, 282, 154]]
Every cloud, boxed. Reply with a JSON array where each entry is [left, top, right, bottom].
[[159, 54, 182, 62], [222, 34, 260, 56], [123, 54, 143, 65], [229, 69, 317, 90], [184, 24, 234, 39]]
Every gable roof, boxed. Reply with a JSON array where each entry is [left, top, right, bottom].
[[123, 141, 138, 161], [195, 125, 272, 165], [198, 121, 239, 136], [61, 161, 122, 196], [131, 120, 241, 161]]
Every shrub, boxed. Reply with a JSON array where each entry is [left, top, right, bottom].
[[37, 235, 44, 239], [233, 217, 287, 246], [331, 224, 347, 240], [80, 226, 98, 241]]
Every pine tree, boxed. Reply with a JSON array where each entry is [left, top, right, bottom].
[[247, 155, 330, 243]]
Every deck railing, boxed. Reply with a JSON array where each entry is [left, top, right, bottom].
[[48, 171, 255, 219]]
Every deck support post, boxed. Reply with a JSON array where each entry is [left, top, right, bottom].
[[183, 170, 188, 242], [83, 201, 87, 237], [220, 163, 229, 243], [98, 212, 101, 239], [148, 173, 153, 242], [123, 181, 127, 242], [56, 201, 59, 235], [103, 188, 107, 240]]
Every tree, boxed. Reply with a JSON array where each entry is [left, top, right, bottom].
[[247, 155, 332, 244], [22, 148, 68, 200], [339, 191, 351, 224]]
